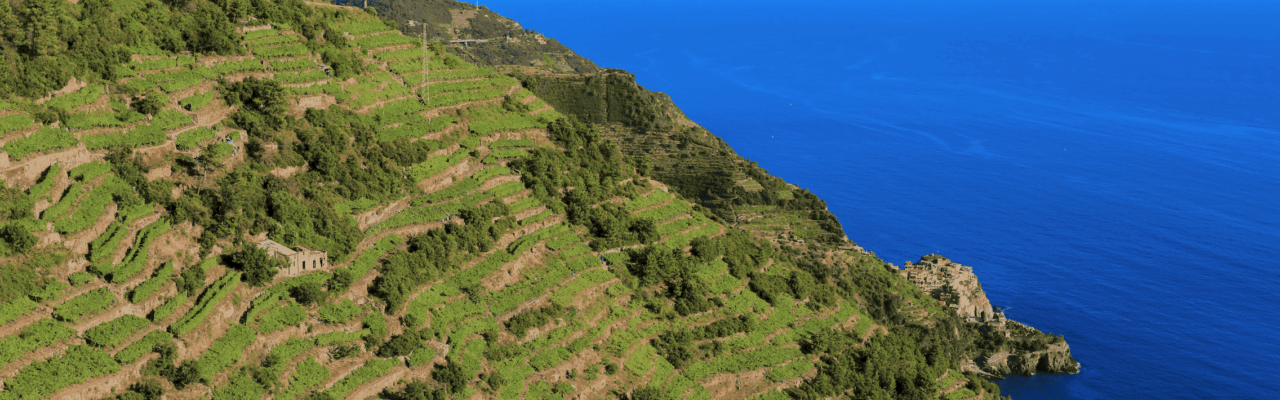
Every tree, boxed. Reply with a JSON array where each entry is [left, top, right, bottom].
[[290, 281, 328, 305], [322, 48, 361, 80], [628, 386, 673, 400], [131, 94, 165, 116], [20, 0, 68, 57], [0, 185, 31, 221], [376, 330, 424, 357], [328, 268, 354, 292], [381, 380, 449, 400], [228, 245, 284, 286], [162, 0, 191, 9], [0, 225, 37, 254], [0, 0, 20, 48], [173, 261, 206, 296], [184, 3, 237, 54], [128, 378, 165, 400], [431, 361, 468, 394]]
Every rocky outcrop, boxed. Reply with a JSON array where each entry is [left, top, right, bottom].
[[901, 255, 1080, 376], [900, 255, 996, 321], [978, 342, 1080, 376]]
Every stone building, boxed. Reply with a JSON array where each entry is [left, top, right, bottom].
[[255, 239, 328, 277]]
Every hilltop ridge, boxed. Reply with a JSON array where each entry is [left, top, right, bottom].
[[0, 0, 1073, 399]]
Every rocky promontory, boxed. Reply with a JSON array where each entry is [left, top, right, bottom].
[[902, 255, 1081, 376]]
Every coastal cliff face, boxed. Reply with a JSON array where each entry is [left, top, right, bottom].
[[901, 255, 996, 321], [979, 341, 1080, 376], [903, 255, 1080, 376]]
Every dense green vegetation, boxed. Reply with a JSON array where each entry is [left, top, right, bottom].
[[0, 1, 1068, 399]]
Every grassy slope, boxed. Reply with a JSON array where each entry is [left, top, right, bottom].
[[0, 2, 1020, 400]]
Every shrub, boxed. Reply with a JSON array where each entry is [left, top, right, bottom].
[[2, 128, 78, 161], [0, 319, 75, 364], [130, 262, 175, 303], [88, 222, 128, 264], [321, 358, 397, 398], [115, 331, 172, 364], [253, 44, 310, 58], [84, 315, 151, 348], [227, 246, 284, 287], [317, 298, 361, 324], [68, 271, 94, 286], [179, 91, 216, 111], [149, 292, 188, 322], [0, 345, 119, 399], [407, 148, 469, 181], [490, 139, 536, 148], [289, 281, 328, 305], [26, 163, 61, 201], [107, 219, 172, 283], [244, 28, 279, 41], [170, 271, 241, 336], [153, 109, 194, 130], [340, 21, 392, 36], [53, 288, 116, 322], [269, 59, 315, 71], [54, 176, 131, 235], [244, 272, 331, 324], [205, 60, 266, 75], [506, 304, 565, 338], [45, 84, 105, 110], [27, 280, 69, 303], [377, 115, 455, 142], [258, 304, 307, 333], [0, 113, 34, 134], [194, 324, 256, 382], [275, 357, 330, 400], [0, 225, 37, 255], [314, 330, 365, 346], [247, 34, 300, 48], [176, 126, 218, 150], [362, 312, 388, 343], [353, 32, 418, 50], [130, 93, 166, 116], [375, 329, 425, 357], [277, 70, 329, 84], [470, 115, 544, 136], [84, 123, 167, 150], [176, 261, 207, 297]]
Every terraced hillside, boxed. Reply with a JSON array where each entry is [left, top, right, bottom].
[[0, 1, 1071, 399]]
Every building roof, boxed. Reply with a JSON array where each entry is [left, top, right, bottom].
[[255, 239, 296, 256]]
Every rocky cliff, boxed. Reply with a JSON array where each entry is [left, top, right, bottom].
[[903, 255, 1080, 376]]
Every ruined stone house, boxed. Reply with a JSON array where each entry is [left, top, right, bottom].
[[255, 239, 328, 277]]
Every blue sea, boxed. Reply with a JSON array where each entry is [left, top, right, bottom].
[[482, 0, 1280, 398]]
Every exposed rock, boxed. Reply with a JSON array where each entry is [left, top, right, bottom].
[[979, 342, 1079, 376], [902, 255, 1080, 376], [900, 254, 995, 321]]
